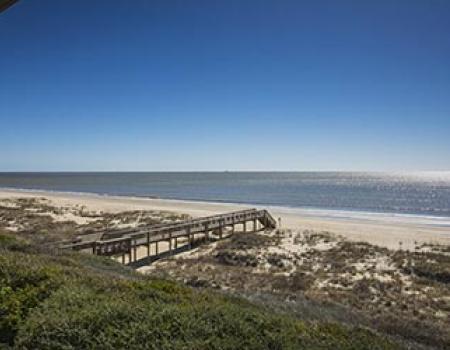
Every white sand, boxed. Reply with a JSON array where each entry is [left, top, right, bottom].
[[1, 188, 449, 250]]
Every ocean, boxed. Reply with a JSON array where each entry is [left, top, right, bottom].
[[1, 172, 450, 220]]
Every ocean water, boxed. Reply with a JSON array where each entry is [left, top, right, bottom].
[[1, 172, 450, 219]]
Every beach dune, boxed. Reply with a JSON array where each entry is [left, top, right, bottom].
[[0, 188, 449, 250]]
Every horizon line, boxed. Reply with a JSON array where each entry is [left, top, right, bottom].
[[1, 170, 450, 173]]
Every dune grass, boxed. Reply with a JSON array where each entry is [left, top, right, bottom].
[[0, 233, 404, 350]]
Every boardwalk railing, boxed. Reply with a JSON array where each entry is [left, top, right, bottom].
[[61, 208, 276, 265]]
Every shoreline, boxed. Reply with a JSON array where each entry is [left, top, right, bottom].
[[1, 187, 449, 249], [2, 186, 450, 224]]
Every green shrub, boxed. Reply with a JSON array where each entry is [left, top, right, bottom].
[[0, 242, 403, 349], [0, 252, 60, 345], [15, 284, 400, 350], [0, 233, 28, 251]]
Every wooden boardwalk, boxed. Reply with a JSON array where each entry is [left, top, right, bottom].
[[61, 208, 277, 266]]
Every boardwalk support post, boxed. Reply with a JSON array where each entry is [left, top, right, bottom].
[[133, 239, 137, 262], [204, 223, 209, 241], [128, 239, 132, 263], [187, 227, 192, 248]]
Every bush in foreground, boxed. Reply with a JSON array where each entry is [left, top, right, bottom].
[[0, 235, 403, 350]]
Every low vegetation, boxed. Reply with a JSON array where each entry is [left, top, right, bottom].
[[152, 230, 450, 350], [1, 197, 447, 349], [0, 197, 188, 244], [0, 232, 404, 349]]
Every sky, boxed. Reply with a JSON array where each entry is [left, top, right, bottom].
[[1, 0, 449, 172]]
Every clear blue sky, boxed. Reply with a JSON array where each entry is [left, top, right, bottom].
[[1, 0, 449, 171]]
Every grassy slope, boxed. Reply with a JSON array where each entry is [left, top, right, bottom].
[[0, 233, 404, 350]]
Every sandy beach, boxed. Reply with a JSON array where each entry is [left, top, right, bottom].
[[1, 188, 449, 250]]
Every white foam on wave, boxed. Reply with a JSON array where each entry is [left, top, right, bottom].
[[261, 205, 450, 228]]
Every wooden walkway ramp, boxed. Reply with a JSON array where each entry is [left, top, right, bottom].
[[61, 208, 277, 266]]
